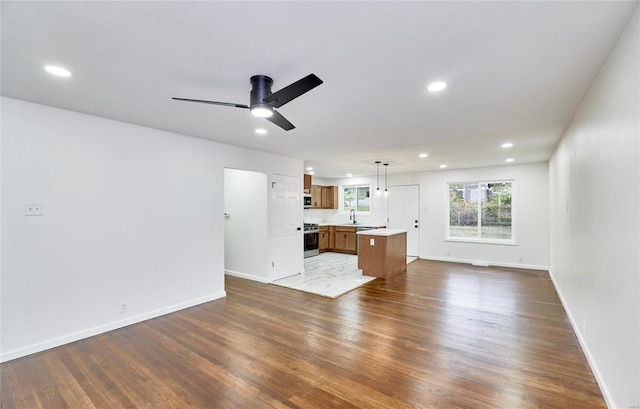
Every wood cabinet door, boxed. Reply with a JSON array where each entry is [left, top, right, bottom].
[[322, 186, 338, 209], [328, 226, 335, 249], [303, 174, 312, 193], [334, 227, 357, 254], [310, 185, 322, 208], [334, 231, 347, 250], [345, 232, 357, 252], [319, 228, 329, 251]]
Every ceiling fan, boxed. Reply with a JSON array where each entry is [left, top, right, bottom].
[[172, 74, 323, 131]]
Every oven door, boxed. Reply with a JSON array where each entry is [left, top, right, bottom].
[[304, 230, 319, 258]]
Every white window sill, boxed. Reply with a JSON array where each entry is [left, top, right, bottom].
[[445, 238, 517, 246]]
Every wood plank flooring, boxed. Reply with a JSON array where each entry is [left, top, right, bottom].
[[1, 260, 606, 408]]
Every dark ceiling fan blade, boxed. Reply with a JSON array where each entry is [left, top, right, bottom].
[[266, 110, 295, 131], [262, 74, 323, 108], [172, 97, 249, 109]]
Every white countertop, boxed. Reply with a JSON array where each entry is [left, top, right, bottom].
[[316, 223, 386, 228], [356, 228, 406, 236]]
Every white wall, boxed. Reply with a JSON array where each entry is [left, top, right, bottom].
[[224, 169, 269, 282], [416, 163, 549, 269], [0, 97, 303, 361], [548, 8, 639, 408]]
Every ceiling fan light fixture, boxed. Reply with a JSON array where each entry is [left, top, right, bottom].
[[251, 106, 273, 118]]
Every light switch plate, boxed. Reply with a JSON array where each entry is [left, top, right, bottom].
[[25, 204, 43, 216], [370, 238, 375, 246]]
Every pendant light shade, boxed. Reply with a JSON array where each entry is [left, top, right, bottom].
[[383, 163, 389, 197], [375, 161, 381, 197]]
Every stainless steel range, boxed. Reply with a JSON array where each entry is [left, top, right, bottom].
[[303, 223, 319, 258]]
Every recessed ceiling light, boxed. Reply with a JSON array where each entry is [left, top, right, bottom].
[[44, 65, 72, 77], [501, 142, 513, 148], [505, 158, 515, 163], [440, 164, 447, 168], [427, 81, 446, 92], [346, 173, 352, 177], [419, 153, 428, 158], [255, 128, 267, 135], [306, 167, 313, 171], [308, 171, 315, 175]]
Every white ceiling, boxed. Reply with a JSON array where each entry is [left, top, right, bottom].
[[2, 1, 638, 178]]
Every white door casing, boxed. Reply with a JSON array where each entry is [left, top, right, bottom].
[[271, 174, 302, 279], [388, 184, 420, 256]]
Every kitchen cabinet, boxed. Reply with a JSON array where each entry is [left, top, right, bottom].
[[322, 186, 338, 209], [334, 226, 357, 254], [303, 174, 312, 193], [329, 226, 336, 249], [319, 226, 329, 252], [357, 229, 407, 279], [310, 185, 338, 209], [310, 185, 323, 208]]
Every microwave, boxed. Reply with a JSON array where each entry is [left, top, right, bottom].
[[303, 194, 312, 208]]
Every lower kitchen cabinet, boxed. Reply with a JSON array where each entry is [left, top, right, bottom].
[[319, 226, 329, 252], [334, 226, 357, 254]]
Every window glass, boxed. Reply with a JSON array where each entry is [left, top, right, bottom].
[[480, 182, 512, 239], [448, 181, 514, 242], [343, 185, 370, 212]]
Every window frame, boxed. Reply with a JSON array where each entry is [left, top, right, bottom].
[[340, 184, 372, 214], [445, 179, 517, 245]]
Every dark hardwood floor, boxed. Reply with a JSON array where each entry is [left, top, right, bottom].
[[1, 260, 606, 408]]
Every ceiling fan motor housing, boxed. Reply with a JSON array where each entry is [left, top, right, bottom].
[[250, 75, 273, 111]]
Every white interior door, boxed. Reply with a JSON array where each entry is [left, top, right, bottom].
[[388, 185, 420, 257], [272, 174, 302, 279]]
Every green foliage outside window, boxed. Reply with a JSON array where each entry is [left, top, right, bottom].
[[448, 181, 513, 240], [343, 186, 370, 212]]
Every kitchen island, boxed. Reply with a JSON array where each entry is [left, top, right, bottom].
[[356, 229, 407, 279]]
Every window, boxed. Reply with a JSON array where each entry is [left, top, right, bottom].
[[447, 181, 514, 243], [343, 185, 371, 212]]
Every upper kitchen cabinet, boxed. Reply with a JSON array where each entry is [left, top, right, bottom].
[[310, 185, 322, 208], [303, 174, 312, 193], [323, 186, 338, 209], [310, 185, 338, 209]]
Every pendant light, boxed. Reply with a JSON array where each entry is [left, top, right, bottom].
[[383, 163, 389, 197], [375, 161, 381, 197]]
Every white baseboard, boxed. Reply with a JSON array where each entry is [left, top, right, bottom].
[[0, 291, 226, 363], [547, 270, 614, 409], [224, 269, 272, 283], [420, 255, 548, 271]]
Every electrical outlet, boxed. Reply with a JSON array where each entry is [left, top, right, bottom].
[[24, 204, 43, 216], [519, 256, 524, 262], [120, 303, 128, 314], [446, 250, 450, 256]]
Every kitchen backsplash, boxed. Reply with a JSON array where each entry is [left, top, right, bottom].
[[303, 208, 387, 225]]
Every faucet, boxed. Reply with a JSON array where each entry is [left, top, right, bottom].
[[349, 209, 357, 225]]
